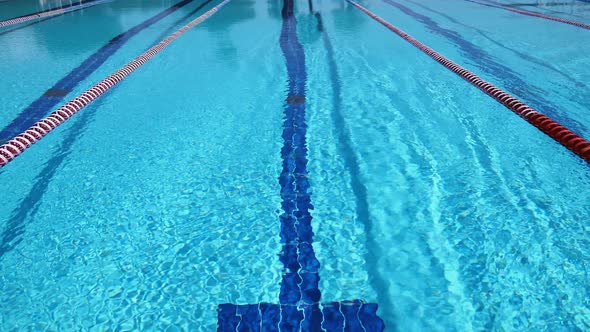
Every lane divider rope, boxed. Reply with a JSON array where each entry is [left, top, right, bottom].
[[0, 0, 111, 28], [348, 0, 590, 164], [0, 0, 231, 168], [466, 0, 590, 30]]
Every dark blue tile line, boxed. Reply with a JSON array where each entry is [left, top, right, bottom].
[[402, 0, 588, 89], [276, 0, 321, 328], [312, 6, 396, 330], [0, 1, 215, 259], [382, 0, 588, 136], [216, 0, 384, 330], [0, 0, 199, 143], [218, 301, 384, 331]]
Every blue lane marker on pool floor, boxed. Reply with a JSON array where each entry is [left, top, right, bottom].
[[216, 0, 384, 330]]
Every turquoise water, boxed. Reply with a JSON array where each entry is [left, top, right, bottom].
[[1, 0, 590, 330], [492, 0, 590, 23]]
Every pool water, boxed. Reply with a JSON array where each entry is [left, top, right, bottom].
[[1, 0, 590, 330]]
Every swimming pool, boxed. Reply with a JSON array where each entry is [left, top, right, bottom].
[[1, 0, 589, 330]]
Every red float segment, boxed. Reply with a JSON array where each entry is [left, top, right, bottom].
[[466, 0, 590, 31], [0, 0, 231, 168], [348, 0, 590, 164]]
